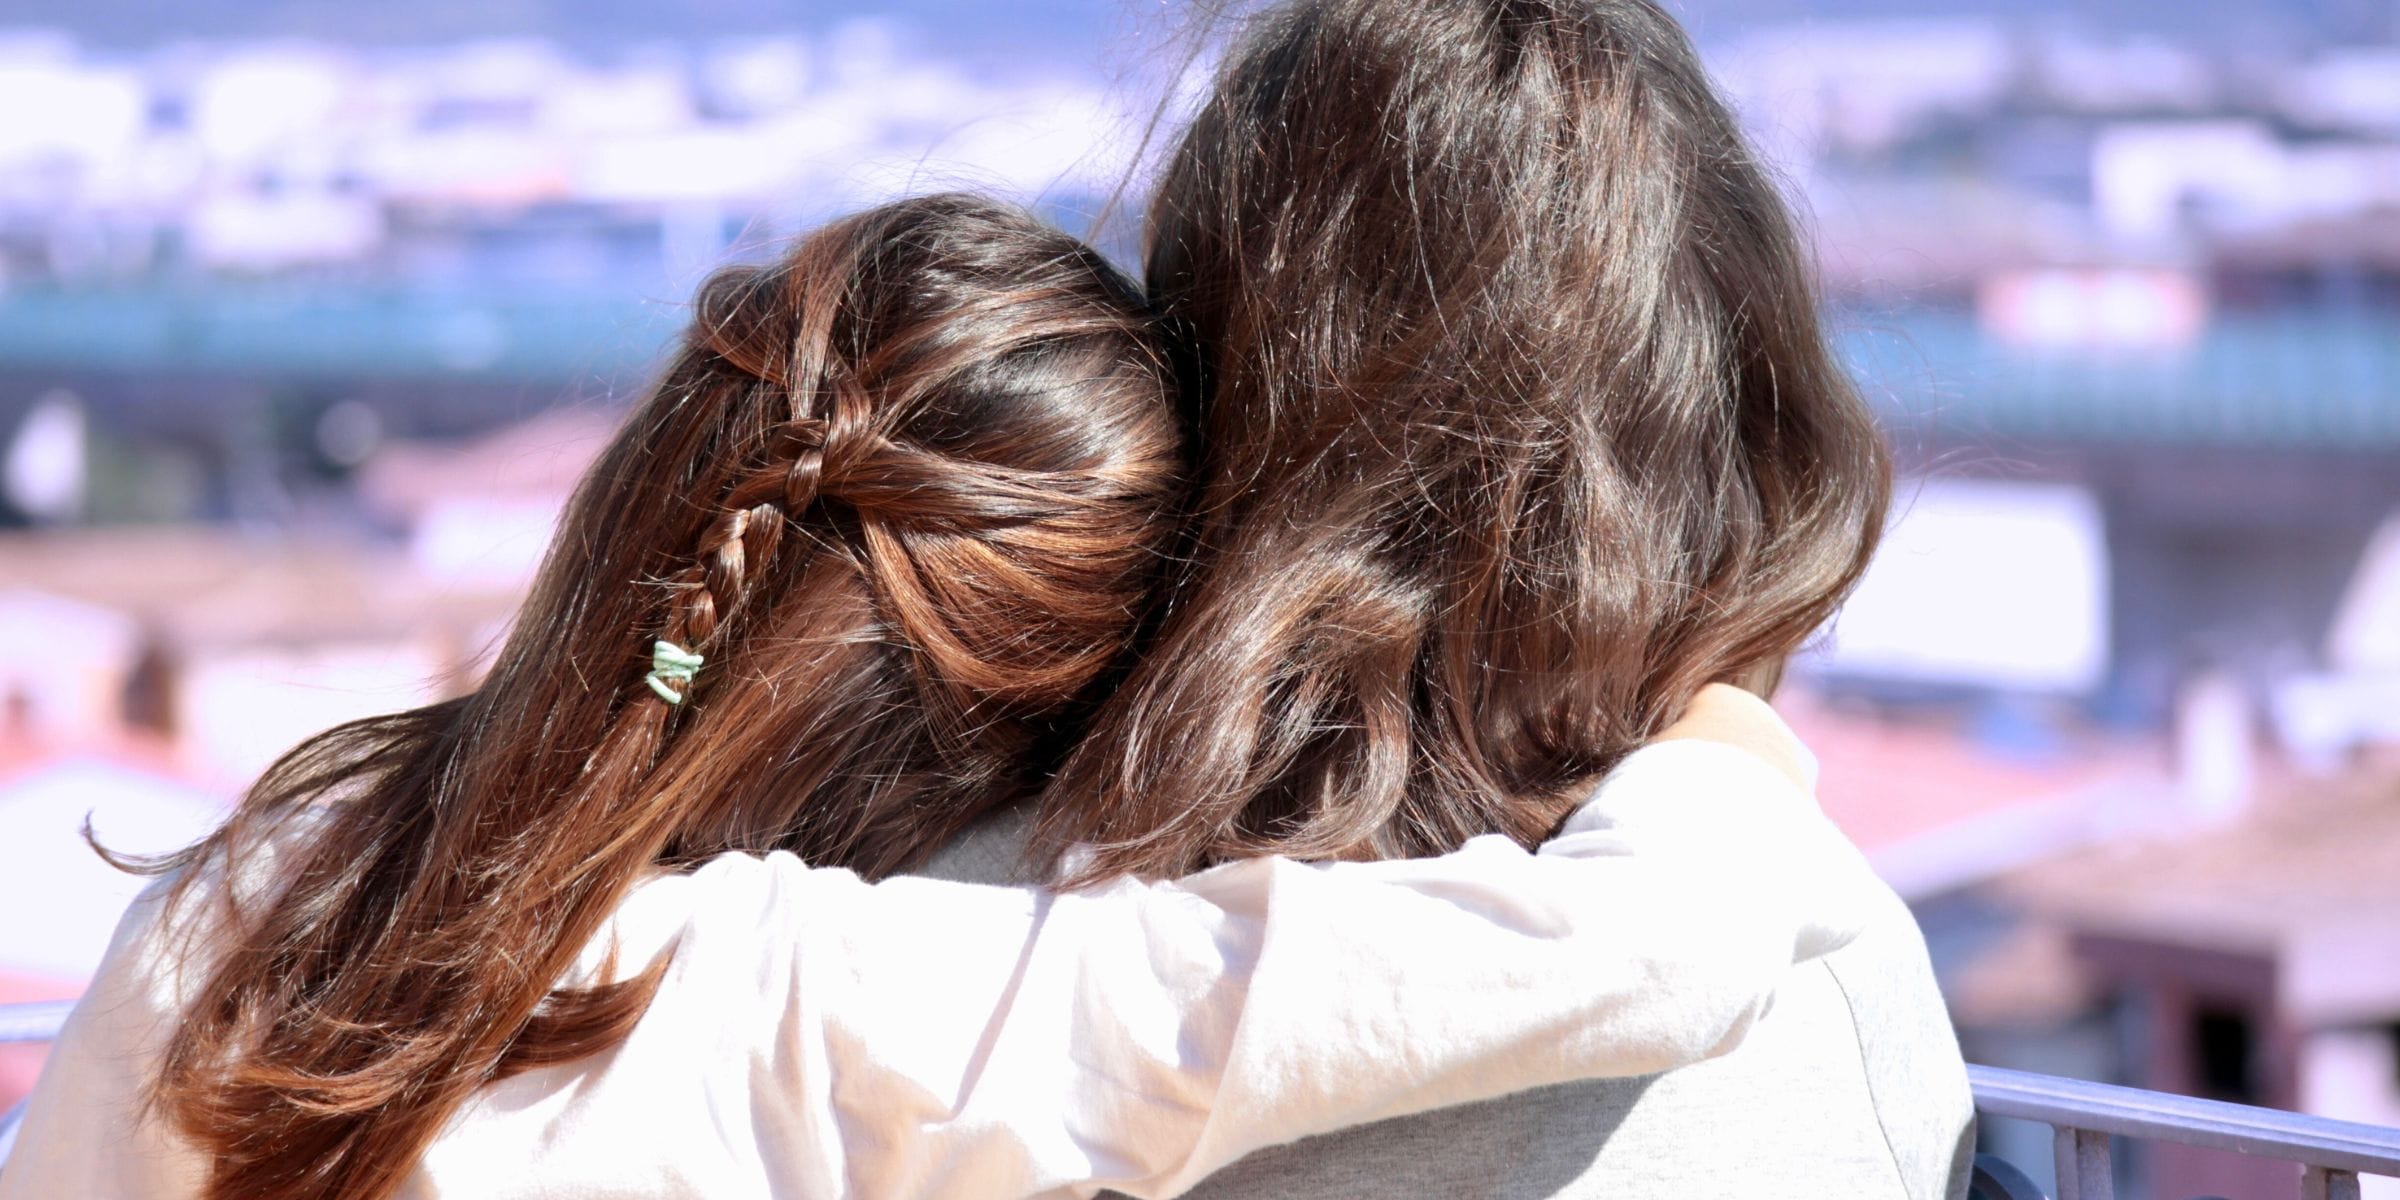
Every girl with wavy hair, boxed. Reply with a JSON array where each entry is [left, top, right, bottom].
[[922, 0, 1972, 1194], [2, 193, 1874, 1200]]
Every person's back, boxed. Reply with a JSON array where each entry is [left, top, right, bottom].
[[1165, 880, 1970, 1199], [920, 814, 1973, 1199]]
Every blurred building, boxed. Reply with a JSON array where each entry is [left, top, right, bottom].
[[1953, 765, 2400, 1198], [0, 410, 613, 1114], [0, 521, 524, 786]]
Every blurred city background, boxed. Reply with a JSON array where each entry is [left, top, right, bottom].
[[0, 1, 2394, 1195]]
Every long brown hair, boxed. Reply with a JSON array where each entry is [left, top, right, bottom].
[[1035, 0, 1892, 880], [127, 194, 1180, 1200]]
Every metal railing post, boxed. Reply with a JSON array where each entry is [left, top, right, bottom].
[[2053, 1127, 2113, 1200], [2301, 1165, 2362, 1200]]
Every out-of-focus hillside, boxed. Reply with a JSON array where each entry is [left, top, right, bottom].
[[2, 0, 1126, 59], [10, 0, 2392, 51]]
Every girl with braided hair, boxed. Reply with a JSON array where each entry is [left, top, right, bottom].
[[1, 193, 1875, 1200]]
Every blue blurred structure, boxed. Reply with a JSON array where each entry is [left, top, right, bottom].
[[0, 286, 676, 385]]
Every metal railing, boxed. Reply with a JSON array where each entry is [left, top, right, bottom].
[[0, 1001, 72, 1047], [7, 1003, 2400, 1196], [1968, 1065, 2400, 1200]]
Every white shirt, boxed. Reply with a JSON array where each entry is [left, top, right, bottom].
[[0, 740, 1880, 1200]]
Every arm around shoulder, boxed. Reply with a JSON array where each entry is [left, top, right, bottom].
[[647, 733, 1878, 1199]]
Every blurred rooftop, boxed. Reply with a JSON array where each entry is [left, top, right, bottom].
[[1996, 763, 2400, 1026]]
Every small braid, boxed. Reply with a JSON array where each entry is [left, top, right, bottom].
[[652, 504, 784, 687], [575, 455, 803, 790], [611, 370, 884, 717], [721, 418, 834, 515]]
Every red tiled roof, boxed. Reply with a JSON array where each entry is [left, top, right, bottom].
[[1776, 688, 2161, 856], [0, 526, 522, 650], [0, 730, 192, 789]]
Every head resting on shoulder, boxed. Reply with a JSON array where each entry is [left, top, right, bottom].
[[137, 193, 1180, 1200]]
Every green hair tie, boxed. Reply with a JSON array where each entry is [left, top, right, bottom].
[[645, 640, 704, 704]]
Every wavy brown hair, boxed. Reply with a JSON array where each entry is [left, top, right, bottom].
[[126, 194, 1180, 1200], [1035, 0, 1892, 880]]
